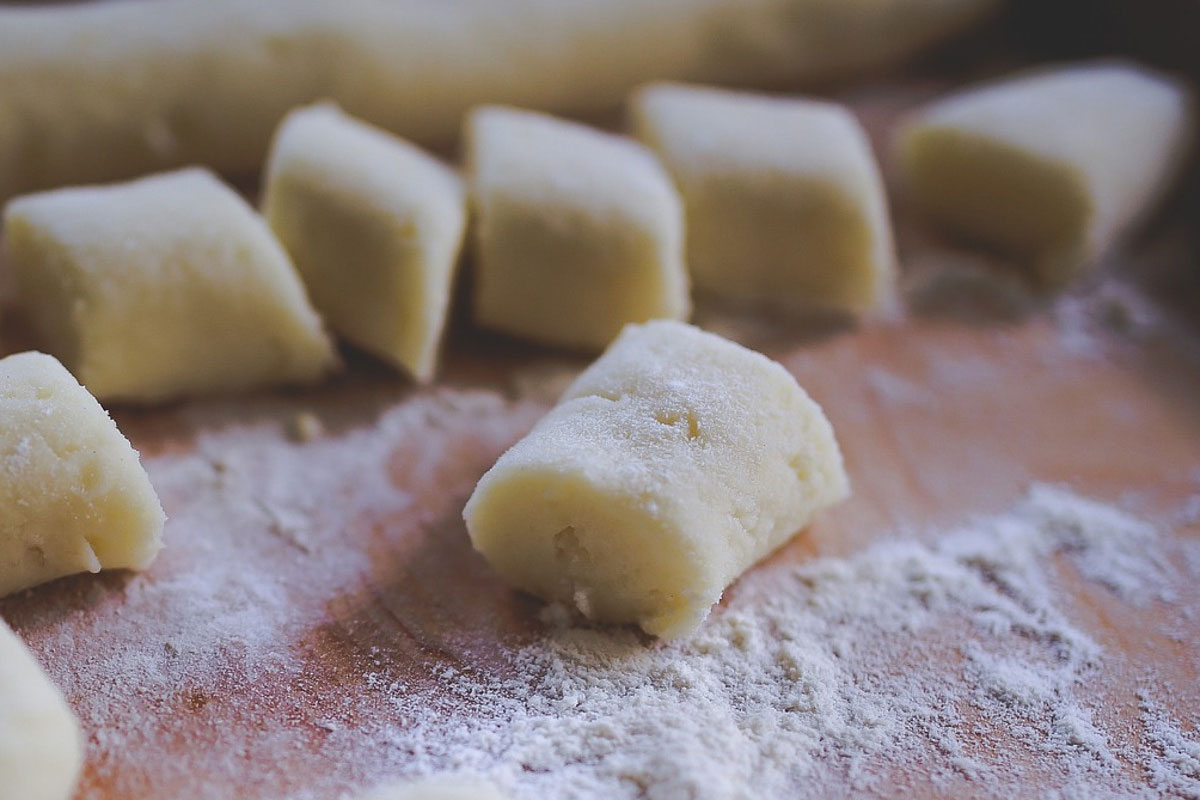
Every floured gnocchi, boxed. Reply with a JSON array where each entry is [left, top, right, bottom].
[[0, 352, 165, 597], [633, 82, 896, 315], [0, 618, 82, 800], [464, 320, 849, 637], [264, 103, 467, 383], [466, 106, 689, 352], [896, 61, 1193, 286], [3, 167, 337, 402]]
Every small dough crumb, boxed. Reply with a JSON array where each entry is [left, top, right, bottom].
[[0, 351, 165, 596], [466, 105, 689, 352], [632, 82, 897, 315], [264, 103, 467, 383], [463, 320, 849, 637], [287, 411, 324, 444], [896, 60, 1193, 286], [0, 618, 83, 800], [3, 167, 337, 403]]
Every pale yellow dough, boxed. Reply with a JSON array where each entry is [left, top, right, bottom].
[[896, 61, 1193, 286], [463, 320, 849, 637], [264, 104, 467, 383], [3, 168, 337, 403], [467, 106, 689, 352], [632, 82, 896, 315], [0, 352, 165, 597], [349, 776, 506, 800], [0, 618, 83, 800], [0, 0, 998, 198]]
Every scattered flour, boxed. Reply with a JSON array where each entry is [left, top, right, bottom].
[[3, 390, 1197, 799], [352, 485, 1195, 800], [864, 366, 934, 408], [1138, 694, 1200, 798], [1054, 279, 1180, 361]]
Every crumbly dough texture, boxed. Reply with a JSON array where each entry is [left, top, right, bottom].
[[467, 106, 689, 351], [3, 167, 337, 403], [264, 104, 467, 383], [0, 0, 998, 199], [350, 776, 506, 800], [463, 320, 849, 637], [0, 618, 83, 800], [632, 82, 896, 315], [896, 61, 1193, 286], [0, 352, 165, 597]]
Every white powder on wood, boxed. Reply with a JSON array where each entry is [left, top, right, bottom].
[[368, 485, 1197, 800], [3, 390, 1197, 799], [1139, 693, 1200, 798]]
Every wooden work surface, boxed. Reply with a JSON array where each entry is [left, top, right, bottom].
[[2, 9, 1200, 799]]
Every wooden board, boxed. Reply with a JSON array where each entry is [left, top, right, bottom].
[[1, 8, 1199, 799]]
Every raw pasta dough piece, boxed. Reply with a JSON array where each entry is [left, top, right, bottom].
[[264, 104, 467, 383], [3, 168, 337, 403], [467, 106, 689, 351], [896, 61, 1193, 286], [349, 776, 506, 800], [632, 82, 896, 314], [0, 618, 83, 800], [463, 319, 849, 637], [0, 352, 165, 597], [0, 0, 999, 199]]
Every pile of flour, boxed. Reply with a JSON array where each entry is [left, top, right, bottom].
[[357, 487, 1198, 799]]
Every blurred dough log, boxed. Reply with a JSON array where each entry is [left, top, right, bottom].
[[0, 0, 998, 198]]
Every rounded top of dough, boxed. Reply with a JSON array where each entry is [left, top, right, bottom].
[[465, 104, 679, 230], [267, 102, 464, 231], [631, 81, 876, 187]]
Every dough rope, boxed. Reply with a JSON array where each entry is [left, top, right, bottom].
[[0, 0, 998, 199]]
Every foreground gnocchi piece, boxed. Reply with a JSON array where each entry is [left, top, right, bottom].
[[463, 320, 849, 637], [3, 168, 337, 403], [264, 104, 467, 383], [350, 776, 506, 800], [632, 82, 896, 315], [896, 61, 1193, 286], [0, 619, 83, 800], [0, 352, 165, 597], [466, 106, 689, 352]]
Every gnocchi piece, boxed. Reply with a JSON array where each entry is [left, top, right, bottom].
[[3, 168, 337, 403], [466, 106, 689, 352], [264, 104, 467, 383], [632, 82, 897, 315], [0, 352, 165, 597], [896, 61, 1193, 286], [463, 319, 849, 638], [0, 618, 83, 800]]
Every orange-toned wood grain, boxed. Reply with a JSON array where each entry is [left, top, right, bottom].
[[2, 268, 1197, 799], [0, 11, 1198, 796]]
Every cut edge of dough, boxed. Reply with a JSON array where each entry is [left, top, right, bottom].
[[4, 168, 340, 403], [464, 461, 721, 638], [629, 81, 898, 317], [896, 122, 1095, 287], [0, 350, 167, 595], [263, 102, 467, 384]]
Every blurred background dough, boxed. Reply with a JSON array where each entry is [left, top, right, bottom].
[[0, 0, 999, 199]]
